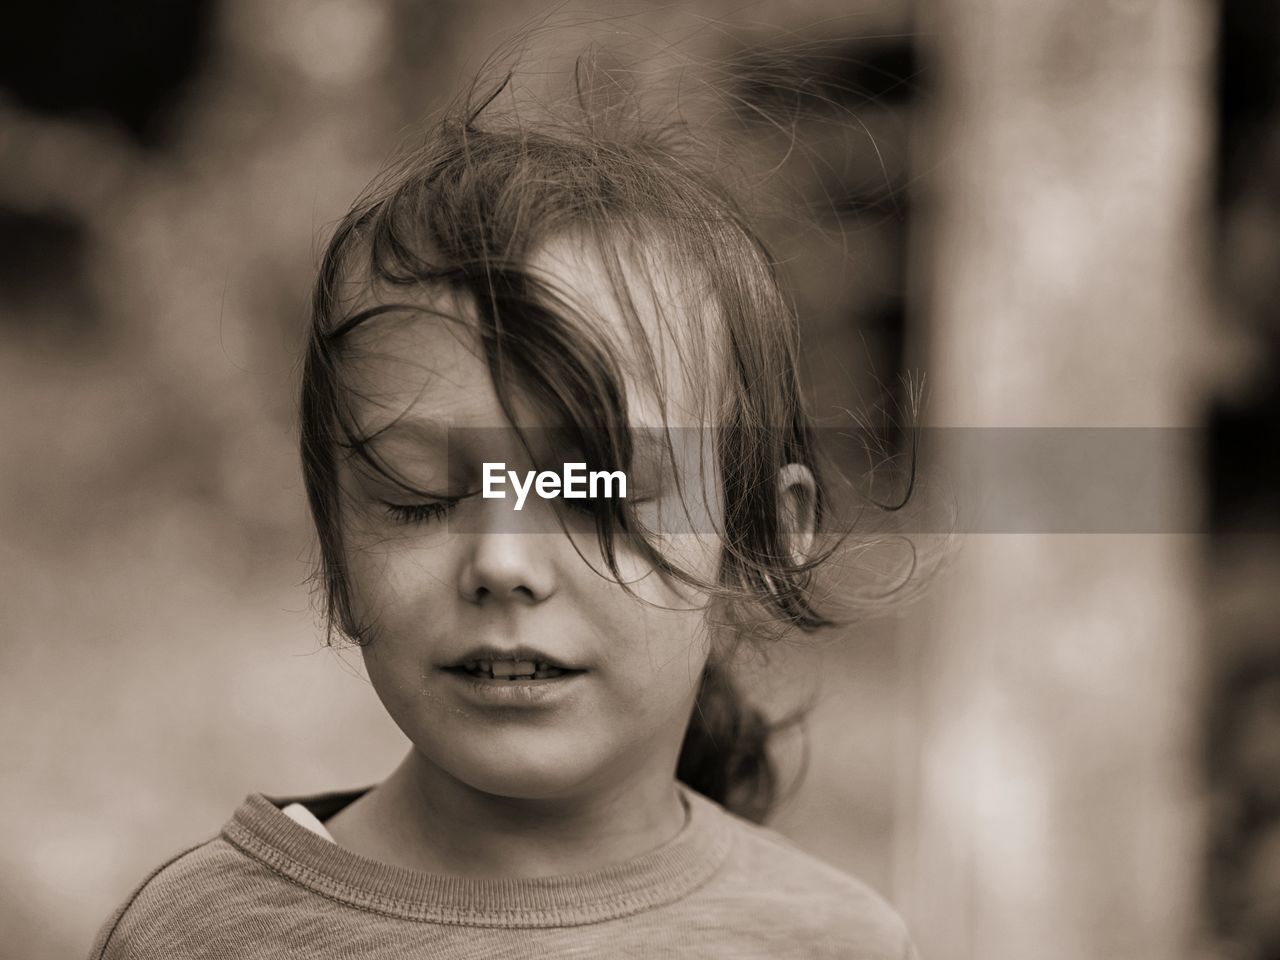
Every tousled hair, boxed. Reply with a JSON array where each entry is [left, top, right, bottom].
[[299, 68, 851, 824]]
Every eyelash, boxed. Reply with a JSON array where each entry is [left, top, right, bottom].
[[382, 498, 462, 525], [380, 495, 640, 527]]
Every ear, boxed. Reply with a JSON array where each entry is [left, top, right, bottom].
[[776, 463, 816, 565]]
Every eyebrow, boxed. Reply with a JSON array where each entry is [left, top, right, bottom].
[[327, 301, 464, 341], [361, 417, 449, 446], [327, 304, 420, 342]]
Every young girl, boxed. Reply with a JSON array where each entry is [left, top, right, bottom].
[[89, 68, 918, 959]]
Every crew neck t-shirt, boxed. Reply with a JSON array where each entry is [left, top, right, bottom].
[[89, 783, 917, 959]]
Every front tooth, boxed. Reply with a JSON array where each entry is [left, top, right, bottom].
[[490, 660, 537, 678], [477, 660, 491, 674]]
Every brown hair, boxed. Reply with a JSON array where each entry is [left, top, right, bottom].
[[299, 73, 846, 823]]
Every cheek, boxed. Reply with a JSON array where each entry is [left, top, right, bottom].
[[627, 475, 724, 587], [357, 635, 451, 751], [605, 530, 723, 628], [342, 532, 454, 646], [585, 541, 716, 700], [360, 637, 416, 704], [347, 546, 453, 701]]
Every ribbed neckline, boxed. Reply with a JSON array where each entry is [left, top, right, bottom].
[[221, 783, 733, 927]]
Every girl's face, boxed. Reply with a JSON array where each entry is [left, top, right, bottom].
[[336, 244, 724, 802]]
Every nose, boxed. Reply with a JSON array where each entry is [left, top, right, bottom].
[[457, 526, 557, 605]]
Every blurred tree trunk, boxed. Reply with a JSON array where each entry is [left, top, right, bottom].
[[899, 1, 1215, 959]]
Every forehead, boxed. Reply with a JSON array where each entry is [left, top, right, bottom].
[[526, 235, 720, 428], [341, 234, 722, 434]]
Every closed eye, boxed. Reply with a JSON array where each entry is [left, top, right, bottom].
[[560, 496, 602, 516], [382, 496, 467, 525], [558, 495, 654, 529]]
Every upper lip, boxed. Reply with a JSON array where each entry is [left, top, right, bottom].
[[442, 644, 584, 671]]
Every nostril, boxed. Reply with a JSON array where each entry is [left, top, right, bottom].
[[459, 550, 553, 604]]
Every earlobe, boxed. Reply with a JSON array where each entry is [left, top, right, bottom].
[[776, 463, 816, 565]]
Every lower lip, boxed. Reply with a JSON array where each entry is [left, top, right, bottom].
[[442, 669, 585, 706]]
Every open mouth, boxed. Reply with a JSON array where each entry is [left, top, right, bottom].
[[446, 659, 583, 681]]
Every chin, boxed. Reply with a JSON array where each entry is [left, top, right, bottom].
[[450, 758, 595, 801], [432, 733, 604, 801]]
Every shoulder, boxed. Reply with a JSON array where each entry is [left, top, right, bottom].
[[87, 833, 299, 960], [706, 809, 917, 960]]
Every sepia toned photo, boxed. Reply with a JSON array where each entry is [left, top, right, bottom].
[[2, 2, 1277, 958]]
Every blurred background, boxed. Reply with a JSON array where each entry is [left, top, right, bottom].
[[1, 1, 1277, 958]]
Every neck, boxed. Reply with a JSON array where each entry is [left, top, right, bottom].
[[325, 752, 688, 879]]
